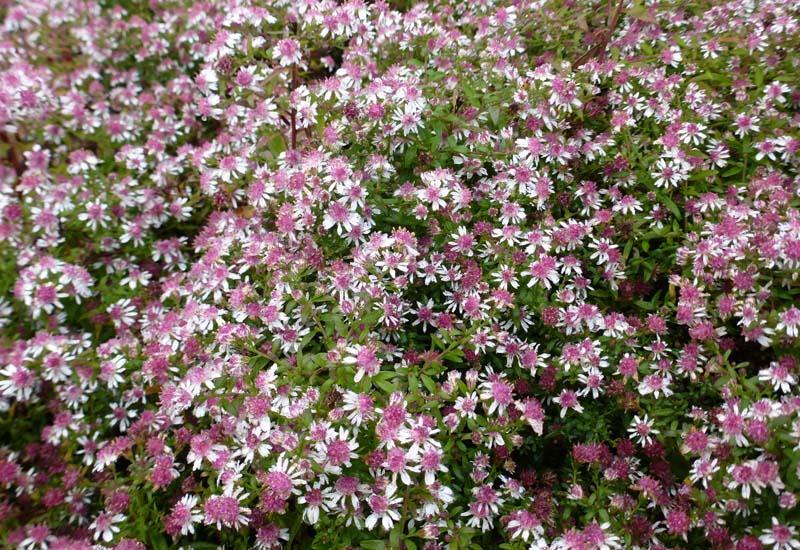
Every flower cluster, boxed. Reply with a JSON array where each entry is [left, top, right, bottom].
[[1, 0, 799, 548]]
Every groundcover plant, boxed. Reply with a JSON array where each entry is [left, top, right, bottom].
[[1, 0, 799, 548]]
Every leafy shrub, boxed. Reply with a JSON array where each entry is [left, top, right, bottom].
[[0, 0, 799, 548]]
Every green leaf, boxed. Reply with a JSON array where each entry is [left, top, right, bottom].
[[421, 374, 437, 393], [660, 194, 682, 219], [374, 379, 396, 393], [409, 373, 419, 393], [269, 133, 286, 155], [390, 522, 403, 548], [360, 540, 388, 550], [754, 66, 764, 87], [623, 239, 634, 261], [488, 106, 500, 126]]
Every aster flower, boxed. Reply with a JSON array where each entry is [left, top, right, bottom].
[[90, 512, 125, 543], [342, 343, 383, 383], [478, 370, 514, 416], [341, 390, 377, 428], [203, 487, 250, 530], [522, 254, 560, 289], [628, 414, 659, 446], [365, 484, 402, 531], [312, 427, 359, 474], [651, 158, 688, 189], [758, 362, 797, 393], [689, 457, 719, 489], [777, 307, 800, 338], [166, 495, 203, 537], [0, 364, 38, 401], [454, 392, 479, 420], [507, 510, 544, 542], [272, 38, 303, 67], [760, 518, 800, 550], [554, 389, 584, 417], [262, 455, 305, 499], [298, 484, 335, 525], [255, 523, 290, 549]]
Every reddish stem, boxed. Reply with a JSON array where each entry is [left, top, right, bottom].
[[573, 0, 626, 68]]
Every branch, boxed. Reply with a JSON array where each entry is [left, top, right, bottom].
[[572, 0, 627, 68], [290, 64, 297, 151], [290, 22, 299, 151], [1, 130, 26, 206], [1, 131, 23, 176]]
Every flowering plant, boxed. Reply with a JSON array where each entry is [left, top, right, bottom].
[[1, 0, 800, 548]]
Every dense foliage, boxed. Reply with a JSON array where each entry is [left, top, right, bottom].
[[1, 0, 800, 548]]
